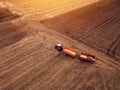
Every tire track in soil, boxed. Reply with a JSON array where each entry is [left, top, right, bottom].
[[111, 38, 120, 58], [107, 35, 120, 58]]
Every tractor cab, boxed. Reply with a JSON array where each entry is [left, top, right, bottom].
[[55, 43, 63, 52]]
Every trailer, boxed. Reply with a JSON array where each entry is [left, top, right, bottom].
[[63, 47, 77, 58], [80, 53, 95, 62]]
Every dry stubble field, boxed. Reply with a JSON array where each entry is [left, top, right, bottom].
[[0, 0, 120, 90]]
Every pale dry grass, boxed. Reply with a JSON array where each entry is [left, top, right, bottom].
[[0, 0, 100, 20]]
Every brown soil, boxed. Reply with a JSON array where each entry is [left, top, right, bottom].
[[0, 0, 120, 90], [0, 7, 20, 22]]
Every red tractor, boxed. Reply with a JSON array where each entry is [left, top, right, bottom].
[[55, 43, 95, 63]]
